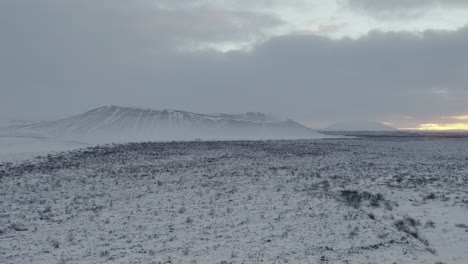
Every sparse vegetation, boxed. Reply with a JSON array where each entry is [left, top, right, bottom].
[[99, 250, 109, 258], [339, 190, 390, 209], [49, 237, 60, 249], [394, 216, 429, 246], [425, 220, 436, 228], [348, 225, 360, 239]]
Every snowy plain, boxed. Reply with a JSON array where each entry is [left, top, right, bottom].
[[1, 137, 467, 263], [0, 137, 90, 163]]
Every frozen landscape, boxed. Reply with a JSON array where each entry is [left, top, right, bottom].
[[1, 135, 467, 264], [2, 1, 468, 263]]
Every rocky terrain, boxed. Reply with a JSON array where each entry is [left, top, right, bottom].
[[1, 137, 467, 263]]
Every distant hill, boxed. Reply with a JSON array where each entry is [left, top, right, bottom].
[[323, 121, 397, 131], [0, 106, 327, 142]]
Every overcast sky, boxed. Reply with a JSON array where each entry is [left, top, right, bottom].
[[1, 0, 468, 129]]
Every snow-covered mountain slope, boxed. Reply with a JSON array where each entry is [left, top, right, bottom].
[[0, 119, 36, 128], [0, 106, 326, 142], [324, 121, 397, 131], [215, 112, 279, 122]]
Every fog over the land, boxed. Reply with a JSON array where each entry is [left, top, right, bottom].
[[1, 0, 467, 129]]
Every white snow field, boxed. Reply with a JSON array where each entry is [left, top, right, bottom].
[[0, 137, 90, 163], [1, 138, 467, 264]]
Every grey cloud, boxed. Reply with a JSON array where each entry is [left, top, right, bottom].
[[0, 0, 282, 56], [0, 0, 282, 117], [156, 0, 310, 9], [201, 27, 468, 125], [151, 7, 282, 46]]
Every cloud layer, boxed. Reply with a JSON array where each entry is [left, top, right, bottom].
[[346, 0, 468, 19], [0, 0, 467, 128]]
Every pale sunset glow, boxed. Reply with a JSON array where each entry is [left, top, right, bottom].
[[450, 115, 468, 120], [397, 114, 468, 131], [380, 121, 393, 126], [404, 123, 468, 131]]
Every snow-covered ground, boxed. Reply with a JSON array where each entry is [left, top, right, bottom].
[[1, 138, 467, 263]]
